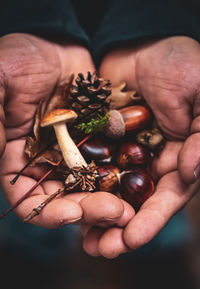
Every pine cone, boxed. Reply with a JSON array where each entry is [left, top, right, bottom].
[[70, 72, 111, 121]]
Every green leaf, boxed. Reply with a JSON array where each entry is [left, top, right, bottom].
[[75, 113, 110, 134]]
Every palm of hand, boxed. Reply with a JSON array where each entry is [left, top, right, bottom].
[[80, 36, 200, 258], [0, 33, 103, 227]]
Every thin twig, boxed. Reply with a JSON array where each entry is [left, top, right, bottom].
[[0, 134, 92, 220], [10, 145, 53, 185], [23, 187, 65, 223], [76, 134, 91, 147], [10, 154, 40, 185], [0, 168, 54, 219]]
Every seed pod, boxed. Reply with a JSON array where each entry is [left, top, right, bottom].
[[119, 168, 154, 211], [136, 128, 165, 150]]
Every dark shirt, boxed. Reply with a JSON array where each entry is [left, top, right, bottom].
[[1, 0, 200, 63]]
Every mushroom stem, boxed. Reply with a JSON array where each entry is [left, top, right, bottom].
[[53, 122, 87, 168]]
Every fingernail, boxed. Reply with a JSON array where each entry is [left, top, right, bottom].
[[60, 217, 82, 227], [97, 217, 118, 227], [194, 164, 200, 180]]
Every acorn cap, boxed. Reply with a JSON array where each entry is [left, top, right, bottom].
[[41, 109, 77, 127], [104, 110, 125, 139]]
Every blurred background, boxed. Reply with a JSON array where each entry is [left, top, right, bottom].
[[0, 186, 199, 289]]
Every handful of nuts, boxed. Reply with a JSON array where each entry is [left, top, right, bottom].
[[6, 72, 165, 222]]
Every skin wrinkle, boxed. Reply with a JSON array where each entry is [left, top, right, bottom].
[[144, 77, 190, 93], [192, 89, 200, 117]]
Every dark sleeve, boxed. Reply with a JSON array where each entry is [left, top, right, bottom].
[[0, 0, 91, 48], [93, 0, 200, 63]]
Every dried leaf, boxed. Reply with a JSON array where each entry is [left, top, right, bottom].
[[33, 99, 44, 140], [108, 82, 141, 109], [25, 99, 53, 160], [31, 150, 62, 166], [24, 74, 74, 166], [45, 74, 74, 115]]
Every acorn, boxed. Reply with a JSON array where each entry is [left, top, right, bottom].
[[97, 164, 120, 192], [104, 105, 152, 139], [119, 168, 154, 211], [117, 142, 150, 169]]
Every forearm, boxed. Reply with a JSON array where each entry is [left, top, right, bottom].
[[93, 0, 200, 64]]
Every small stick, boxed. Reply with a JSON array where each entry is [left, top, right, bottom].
[[76, 134, 91, 147], [23, 187, 65, 223], [0, 134, 91, 220], [0, 167, 54, 219], [10, 154, 40, 185], [10, 145, 52, 185]]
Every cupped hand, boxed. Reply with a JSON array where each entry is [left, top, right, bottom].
[[100, 36, 200, 184], [80, 36, 200, 258], [0, 33, 126, 228], [82, 141, 200, 259]]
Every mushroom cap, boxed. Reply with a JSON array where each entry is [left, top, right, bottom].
[[41, 109, 77, 127]]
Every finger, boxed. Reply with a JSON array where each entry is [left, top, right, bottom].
[[98, 228, 130, 259], [80, 224, 92, 237], [81, 201, 134, 258], [151, 141, 183, 178], [178, 133, 200, 184], [83, 226, 105, 257], [113, 200, 135, 227], [20, 196, 83, 228], [95, 199, 135, 228], [123, 171, 199, 249], [0, 85, 6, 157], [79, 191, 124, 225], [81, 199, 134, 228], [80, 200, 134, 236], [0, 175, 83, 228], [0, 139, 57, 180]]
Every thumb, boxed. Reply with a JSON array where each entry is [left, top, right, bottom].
[[178, 116, 200, 184], [0, 85, 6, 158]]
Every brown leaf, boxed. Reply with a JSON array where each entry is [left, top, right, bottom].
[[31, 150, 63, 166], [45, 74, 74, 115], [108, 82, 141, 109], [33, 100, 44, 141], [24, 74, 74, 165]]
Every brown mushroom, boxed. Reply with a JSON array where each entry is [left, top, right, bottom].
[[41, 109, 87, 168]]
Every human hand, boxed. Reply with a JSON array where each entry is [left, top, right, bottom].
[[0, 33, 128, 229], [100, 36, 200, 183], [81, 141, 200, 258], [80, 36, 200, 258]]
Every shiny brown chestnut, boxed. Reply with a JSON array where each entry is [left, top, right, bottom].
[[97, 164, 120, 192], [104, 105, 152, 139], [80, 135, 115, 163], [117, 142, 150, 169], [119, 168, 154, 211]]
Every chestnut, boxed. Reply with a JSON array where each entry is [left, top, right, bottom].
[[117, 142, 150, 169], [119, 168, 154, 211], [97, 164, 120, 192], [80, 135, 115, 163], [104, 105, 152, 139], [136, 128, 165, 150]]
